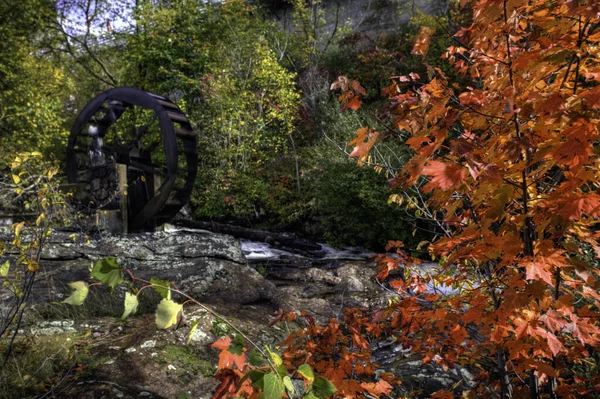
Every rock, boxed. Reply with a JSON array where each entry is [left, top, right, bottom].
[[0, 229, 276, 309]]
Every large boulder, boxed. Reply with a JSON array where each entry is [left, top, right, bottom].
[[0, 228, 276, 307]]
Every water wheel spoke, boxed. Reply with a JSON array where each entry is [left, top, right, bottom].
[[128, 160, 167, 178]]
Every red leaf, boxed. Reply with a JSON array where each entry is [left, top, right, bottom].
[[431, 389, 454, 399], [546, 331, 564, 356], [524, 259, 554, 285], [351, 80, 367, 96], [422, 161, 468, 191], [360, 380, 393, 398], [348, 131, 379, 162], [212, 336, 246, 370], [341, 95, 362, 111], [211, 369, 240, 399], [412, 26, 434, 57], [217, 349, 246, 371], [580, 85, 600, 109], [539, 309, 567, 333], [554, 194, 600, 220], [211, 336, 232, 350]]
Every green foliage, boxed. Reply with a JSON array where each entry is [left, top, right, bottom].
[[322, 11, 457, 101], [193, 168, 302, 226], [187, 320, 199, 346], [90, 257, 123, 290], [304, 146, 420, 250], [0, 334, 91, 397], [150, 277, 171, 300], [258, 373, 286, 399], [297, 364, 314, 382], [63, 281, 89, 306], [155, 298, 183, 330], [125, 0, 302, 226], [0, 0, 72, 162], [311, 376, 337, 398], [121, 292, 139, 320], [0, 260, 9, 278]]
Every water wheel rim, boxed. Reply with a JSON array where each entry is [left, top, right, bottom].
[[66, 87, 198, 230]]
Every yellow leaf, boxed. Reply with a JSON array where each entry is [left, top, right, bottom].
[[35, 214, 45, 227], [12, 175, 20, 184], [25, 259, 40, 273], [13, 222, 25, 237]]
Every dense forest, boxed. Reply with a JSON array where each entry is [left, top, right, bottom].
[[2, 0, 600, 398], [0, 0, 448, 250]]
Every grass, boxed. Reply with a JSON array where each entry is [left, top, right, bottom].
[[157, 343, 216, 381], [0, 333, 94, 399]]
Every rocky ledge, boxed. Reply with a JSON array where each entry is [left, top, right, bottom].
[[0, 228, 276, 307]]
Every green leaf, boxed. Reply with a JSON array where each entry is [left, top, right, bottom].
[[0, 260, 10, 277], [283, 376, 295, 395], [187, 320, 199, 345], [303, 393, 319, 399], [249, 369, 266, 389], [229, 334, 245, 355], [176, 392, 192, 399], [150, 277, 171, 299], [91, 257, 123, 290], [249, 349, 265, 366], [276, 364, 288, 376], [312, 376, 336, 398], [121, 292, 138, 320], [155, 298, 183, 329], [63, 281, 89, 306], [258, 373, 285, 399], [297, 364, 314, 382]]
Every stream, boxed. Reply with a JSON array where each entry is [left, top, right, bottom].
[[240, 238, 462, 296]]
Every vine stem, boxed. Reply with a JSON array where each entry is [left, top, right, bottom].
[[124, 270, 280, 376]]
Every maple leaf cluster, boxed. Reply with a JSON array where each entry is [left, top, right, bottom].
[[209, 309, 396, 399], [337, 0, 600, 397]]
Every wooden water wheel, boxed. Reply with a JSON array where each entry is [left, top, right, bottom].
[[66, 87, 198, 231]]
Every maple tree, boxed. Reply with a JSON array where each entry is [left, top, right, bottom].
[[329, 0, 600, 397]]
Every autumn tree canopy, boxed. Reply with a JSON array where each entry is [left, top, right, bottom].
[[333, 0, 600, 397]]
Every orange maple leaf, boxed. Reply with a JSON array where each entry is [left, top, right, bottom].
[[211, 337, 246, 370], [523, 259, 554, 285], [348, 130, 379, 162], [341, 95, 362, 111], [211, 336, 232, 350], [422, 161, 468, 191], [360, 380, 393, 398], [554, 194, 600, 220], [546, 331, 564, 356]]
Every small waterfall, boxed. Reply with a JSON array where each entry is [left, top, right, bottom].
[[88, 126, 105, 167]]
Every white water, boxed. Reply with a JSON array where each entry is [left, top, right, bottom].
[[240, 239, 374, 261]]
